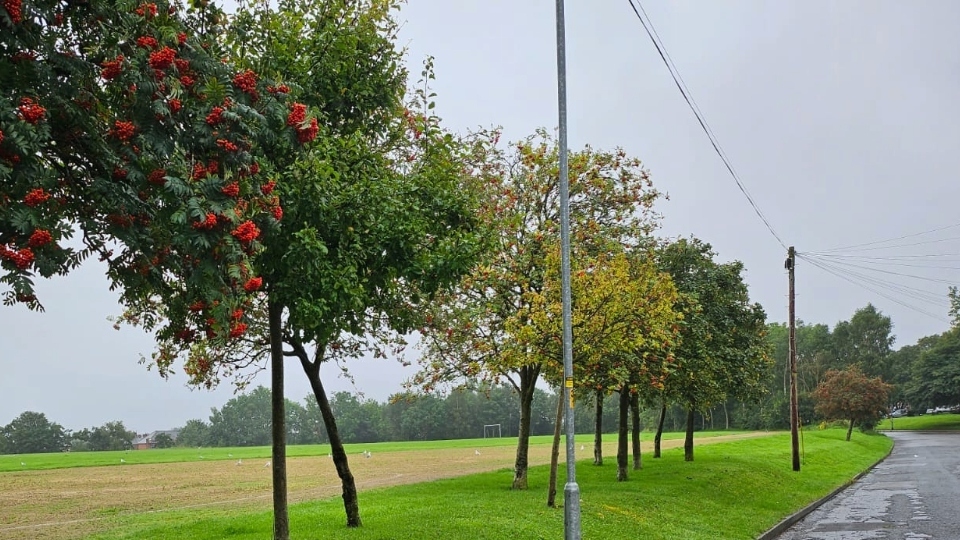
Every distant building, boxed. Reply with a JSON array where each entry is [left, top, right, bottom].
[[132, 429, 180, 450]]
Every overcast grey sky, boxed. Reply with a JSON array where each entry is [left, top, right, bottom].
[[2, 0, 958, 433]]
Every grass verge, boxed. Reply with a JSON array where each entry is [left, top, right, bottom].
[[0, 430, 746, 472], [877, 413, 960, 431], [86, 428, 890, 540]]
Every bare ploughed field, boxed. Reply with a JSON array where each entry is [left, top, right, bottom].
[[0, 432, 768, 539]]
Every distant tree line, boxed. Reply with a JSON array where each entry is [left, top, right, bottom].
[[0, 412, 136, 454], [733, 303, 960, 433], [175, 384, 635, 448]]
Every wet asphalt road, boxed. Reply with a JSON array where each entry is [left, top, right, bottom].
[[775, 431, 960, 540]]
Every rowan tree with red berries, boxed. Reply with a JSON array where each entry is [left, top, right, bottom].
[[1, 0, 306, 342], [110, 0, 486, 535]]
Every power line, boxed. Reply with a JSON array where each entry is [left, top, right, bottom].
[[798, 254, 950, 323], [800, 253, 958, 286], [805, 235, 960, 255], [625, 0, 787, 250], [813, 221, 960, 253]]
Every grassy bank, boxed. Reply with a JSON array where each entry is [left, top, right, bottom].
[[0, 430, 747, 472], [878, 413, 960, 431], [87, 429, 890, 540]]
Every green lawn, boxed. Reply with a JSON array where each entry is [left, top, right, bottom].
[[878, 413, 960, 431], [86, 429, 890, 540], [0, 430, 747, 472]]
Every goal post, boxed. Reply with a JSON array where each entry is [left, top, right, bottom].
[[483, 424, 502, 438]]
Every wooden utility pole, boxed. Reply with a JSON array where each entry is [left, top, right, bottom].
[[786, 247, 800, 471]]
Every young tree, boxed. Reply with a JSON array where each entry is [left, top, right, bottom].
[[813, 365, 892, 441], [527, 247, 679, 493], [416, 132, 663, 489], [119, 3, 484, 533], [656, 238, 769, 461]]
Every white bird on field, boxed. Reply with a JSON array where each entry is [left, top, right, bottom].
[[475, 450, 481, 456], [264, 461, 271, 468], [580, 444, 584, 451], [228, 453, 233, 458], [328, 453, 332, 458], [199, 455, 204, 460], [236, 459, 243, 466], [363, 450, 371, 459], [20, 462, 25, 466], [120, 459, 126, 463]]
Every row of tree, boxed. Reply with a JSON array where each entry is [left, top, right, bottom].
[[0, 411, 136, 454]]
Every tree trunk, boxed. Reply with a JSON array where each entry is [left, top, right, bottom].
[[654, 400, 666, 458], [616, 388, 629, 481], [846, 418, 854, 441], [267, 299, 289, 540], [630, 392, 641, 470], [593, 388, 604, 466], [547, 392, 564, 507], [512, 366, 538, 490], [723, 402, 729, 430], [302, 358, 361, 527], [684, 406, 695, 462]]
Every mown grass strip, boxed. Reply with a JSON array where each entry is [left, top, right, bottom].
[[877, 413, 960, 431], [0, 430, 747, 472], [87, 428, 890, 540]]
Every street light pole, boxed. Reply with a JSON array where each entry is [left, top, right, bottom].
[[554, 1, 581, 538]]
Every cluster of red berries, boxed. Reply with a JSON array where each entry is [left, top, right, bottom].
[[177, 32, 187, 45], [0, 245, 34, 270], [100, 55, 124, 80], [193, 212, 218, 230], [0, 128, 4, 145], [191, 160, 219, 181], [233, 70, 258, 99], [111, 120, 136, 141], [148, 47, 176, 70], [18, 98, 46, 124], [260, 180, 276, 195], [206, 106, 224, 126], [27, 229, 53, 247], [229, 323, 248, 338], [216, 139, 239, 152], [188, 301, 205, 312], [168, 98, 182, 113], [286, 103, 318, 143], [180, 75, 195, 87], [271, 206, 283, 221], [24, 188, 51, 207], [3, 0, 22, 24], [267, 84, 290, 94], [147, 169, 166, 186], [173, 58, 189, 73], [287, 102, 306, 126], [221, 182, 240, 197], [134, 2, 157, 17], [243, 276, 263, 292], [136, 36, 158, 49], [231, 221, 260, 243], [191, 162, 207, 180], [231, 308, 244, 320]]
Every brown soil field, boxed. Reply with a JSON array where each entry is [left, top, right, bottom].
[[0, 432, 770, 540]]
